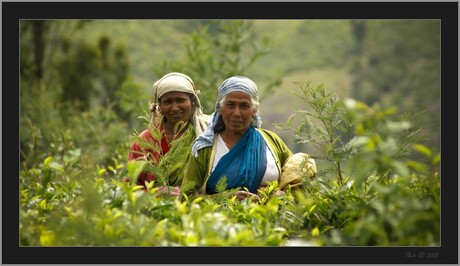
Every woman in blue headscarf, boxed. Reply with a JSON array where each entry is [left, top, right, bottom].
[[182, 76, 306, 200]]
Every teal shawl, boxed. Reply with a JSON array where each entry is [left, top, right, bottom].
[[206, 126, 267, 194]]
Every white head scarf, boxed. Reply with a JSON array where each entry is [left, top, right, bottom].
[[151, 72, 210, 136], [191, 76, 262, 157]]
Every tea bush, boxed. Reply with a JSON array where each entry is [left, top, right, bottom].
[[19, 83, 440, 246]]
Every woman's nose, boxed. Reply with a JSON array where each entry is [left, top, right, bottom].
[[233, 107, 242, 116], [170, 101, 180, 110]]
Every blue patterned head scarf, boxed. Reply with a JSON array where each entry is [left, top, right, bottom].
[[191, 76, 262, 157]]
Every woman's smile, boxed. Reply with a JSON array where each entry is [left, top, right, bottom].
[[169, 112, 185, 119], [228, 120, 243, 126]]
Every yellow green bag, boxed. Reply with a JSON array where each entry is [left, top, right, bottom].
[[279, 152, 317, 190]]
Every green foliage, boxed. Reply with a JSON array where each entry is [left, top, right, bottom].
[[344, 98, 427, 187], [20, 134, 292, 246], [19, 20, 440, 247], [63, 19, 439, 150], [116, 77, 148, 128], [127, 117, 193, 188], [57, 34, 130, 113], [58, 40, 100, 110], [152, 20, 282, 114], [276, 81, 355, 184], [349, 20, 440, 150], [273, 83, 440, 246], [20, 20, 134, 167], [20, 82, 440, 247]]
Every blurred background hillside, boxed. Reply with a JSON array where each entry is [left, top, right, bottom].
[[20, 19, 440, 165]]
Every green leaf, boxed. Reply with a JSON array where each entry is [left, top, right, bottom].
[[48, 162, 64, 172], [39, 199, 47, 210], [126, 160, 146, 180], [39, 230, 55, 246], [311, 226, 320, 236], [44, 156, 52, 167], [412, 144, 432, 158], [98, 168, 107, 176], [431, 153, 440, 165], [391, 161, 410, 177], [406, 160, 428, 173]]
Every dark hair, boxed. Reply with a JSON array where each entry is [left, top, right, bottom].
[[213, 116, 225, 133]]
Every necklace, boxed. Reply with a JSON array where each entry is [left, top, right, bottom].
[[164, 131, 178, 147], [165, 134, 173, 146], [163, 121, 188, 145]]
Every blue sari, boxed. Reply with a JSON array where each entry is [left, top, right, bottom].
[[206, 126, 267, 194]]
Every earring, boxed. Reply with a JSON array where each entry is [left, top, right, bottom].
[[149, 103, 156, 112]]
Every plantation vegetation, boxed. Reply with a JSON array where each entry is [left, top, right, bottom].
[[19, 20, 440, 247]]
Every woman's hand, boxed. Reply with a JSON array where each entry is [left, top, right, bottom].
[[233, 190, 260, 202], [275, 190, 286, 197], [155, 185, 180, 196]]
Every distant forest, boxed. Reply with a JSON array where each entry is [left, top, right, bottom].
[[21, 19, 440, 155]]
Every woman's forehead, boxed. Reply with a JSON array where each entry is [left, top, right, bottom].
[[161, 91, 190, 99], [225, 91, 251, 101]]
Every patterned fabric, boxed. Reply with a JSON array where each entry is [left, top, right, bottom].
[[192, 76, 262, 157], [205, 126, 267, 194]]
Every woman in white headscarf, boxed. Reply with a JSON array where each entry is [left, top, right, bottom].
[[182, 76, 316, 200], [128, 72, 210, 191]]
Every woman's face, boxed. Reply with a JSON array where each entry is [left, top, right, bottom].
[[220, 91, 256, 136], [159, 91, 193, 126]]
